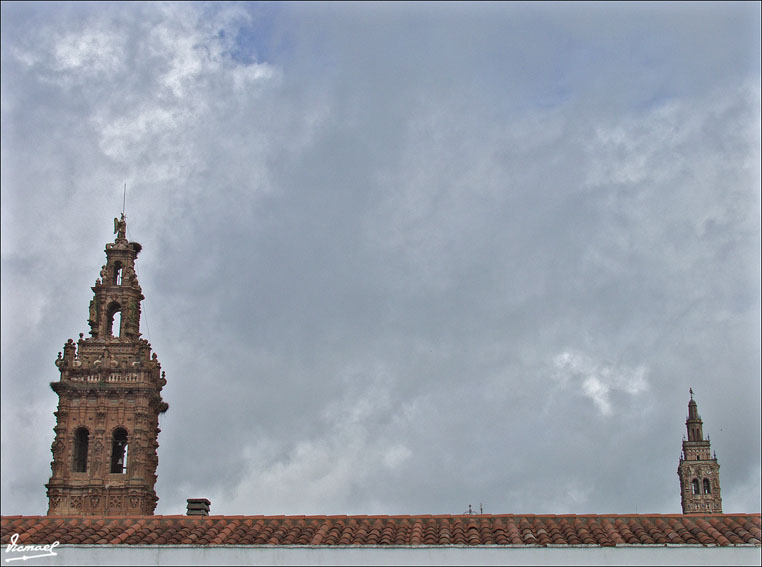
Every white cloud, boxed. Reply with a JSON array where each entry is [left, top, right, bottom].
[[53, 29, 125, 75], [553, 350, 649, 416]]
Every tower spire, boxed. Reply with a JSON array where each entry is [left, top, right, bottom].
[[686, 390, 703, 440], [677, 390, 722, 514], [46, 215, 167, 516]]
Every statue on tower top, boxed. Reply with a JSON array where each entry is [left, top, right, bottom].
[[114, 213, 127, 240]]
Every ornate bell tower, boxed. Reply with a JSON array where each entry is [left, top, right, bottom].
[[677, 389, 722, 514], [46, 215, 168, 516]]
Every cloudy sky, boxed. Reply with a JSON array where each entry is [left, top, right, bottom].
[[1, 2, 760, 517]]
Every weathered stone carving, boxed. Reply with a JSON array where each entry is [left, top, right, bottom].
[[51, 440, 65, 458], [108, 495, 122, 510]]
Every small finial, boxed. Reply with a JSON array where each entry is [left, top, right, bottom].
[[689, 387, 694, 400]]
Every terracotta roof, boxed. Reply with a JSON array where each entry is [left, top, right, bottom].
[[2, 514, 760, 547]]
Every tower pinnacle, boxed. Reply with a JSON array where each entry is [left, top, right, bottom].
[[677, 390, 722, 514], [46, 216, 168, 516]]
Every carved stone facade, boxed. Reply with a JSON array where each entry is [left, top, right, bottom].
[[46, 215, 168, 516], [677, 390, 722, 514]]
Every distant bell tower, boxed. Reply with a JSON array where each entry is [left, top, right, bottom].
[[677, 389, 722, 514], [46, 214, 168, 516]]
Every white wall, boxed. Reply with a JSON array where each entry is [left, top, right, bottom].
[[11, 544, 761, 566]]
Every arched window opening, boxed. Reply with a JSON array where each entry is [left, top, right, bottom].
[[110, 428, 128, 474], [72, 428, 89, 473], [112, 262, 123, 286], [703, 479, 711, 494], [691, 479, 700, 495], [106, 303, 122, 337]]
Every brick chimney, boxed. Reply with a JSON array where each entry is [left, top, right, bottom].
[[186, 498, 211, 516]]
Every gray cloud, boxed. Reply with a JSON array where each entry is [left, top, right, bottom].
[[2, 2, 759, 517]]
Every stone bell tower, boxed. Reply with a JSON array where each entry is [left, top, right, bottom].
[[677, 389, 722, 514], [46, 214, 168, 516]]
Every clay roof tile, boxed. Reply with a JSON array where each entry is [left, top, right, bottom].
[[2, 514, 760, 547]]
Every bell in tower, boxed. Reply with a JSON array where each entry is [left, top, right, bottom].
[[46, 215, 169, 516]]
